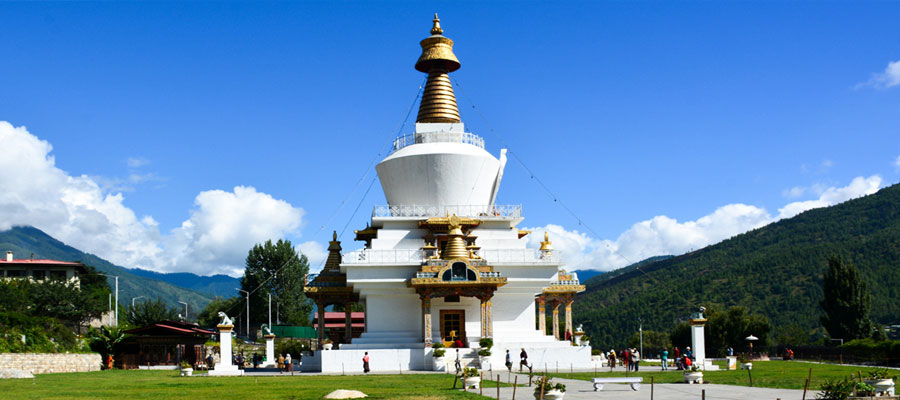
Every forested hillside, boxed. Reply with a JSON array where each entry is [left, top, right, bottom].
[[576, 183, 900, 349], [0, 226, 215, 315]]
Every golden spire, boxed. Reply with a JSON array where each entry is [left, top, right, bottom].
[[415, 14, 461, 123], [323, 230, 343, 273], [442, 215, 469, 259], [539, 232, 554, 252]]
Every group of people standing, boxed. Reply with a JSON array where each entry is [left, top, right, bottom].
[[605, 348, 641, 371]]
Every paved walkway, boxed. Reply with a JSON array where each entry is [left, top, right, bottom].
[[469, 370, 805, 400]]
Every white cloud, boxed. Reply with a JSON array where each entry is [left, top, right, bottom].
[[857, 59, 900, 89], [894, 155, 900, 172], [527, 175, 883, 272], [126, 157, 150, 168], [0, 121, 307, 277]]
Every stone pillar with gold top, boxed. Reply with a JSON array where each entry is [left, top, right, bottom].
[[209, 314, 243, 376], [690, 307, 711, 370], [565, 298, 574, 342]]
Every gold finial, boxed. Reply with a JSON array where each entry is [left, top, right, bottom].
[[415, 14, 461, 123], [540, 232, 554, 252], [324, 230, 343, 272], [431, 13, 443, 35]]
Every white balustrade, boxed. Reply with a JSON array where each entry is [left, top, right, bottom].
[[372, 204, 522, 218], [342, 248, 560, 265], [391, 131, 485, 153]]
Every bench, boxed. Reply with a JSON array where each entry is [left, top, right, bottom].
[[592, 377, 643, 391]]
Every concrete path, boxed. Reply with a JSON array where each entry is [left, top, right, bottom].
[[471, 371, 805, 400]]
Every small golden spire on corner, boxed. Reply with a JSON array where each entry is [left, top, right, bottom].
[[332, 230, 338, 241], [540, 232, 554, 252], [431, 13, 443, 35]]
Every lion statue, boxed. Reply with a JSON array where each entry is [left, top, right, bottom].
[[217, 311, 234, 326], [261, 323, 274, 336]]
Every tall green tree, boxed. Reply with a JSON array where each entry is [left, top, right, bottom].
[[126, 297, 179, 327], [820, 255, 874, 341], [240, 239, 313, 328]]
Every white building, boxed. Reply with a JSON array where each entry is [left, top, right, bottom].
[[303, 15, 589, 373]]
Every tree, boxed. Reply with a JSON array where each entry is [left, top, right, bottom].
[[240, 239, 313, 328], [820, 255, 875, 341], [197, 296, 242, 327], [126, 297, 179, 327], [706, 306, 771, 356], [628, 329, 671, 354]]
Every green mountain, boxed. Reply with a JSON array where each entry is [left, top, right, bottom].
[[576, 183, 900, 349], [127, 268, 239, 298], [0, 226, 216, 319]]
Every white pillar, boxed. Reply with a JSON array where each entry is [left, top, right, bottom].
[[690, 319, 706, 369], [209, 325, 244, 376], [264, 334, 276, 368]]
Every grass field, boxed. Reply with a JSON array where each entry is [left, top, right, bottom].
[[0, 361, 891, 399], [542, 360, 891, 390], [0, 370, 497, 400]]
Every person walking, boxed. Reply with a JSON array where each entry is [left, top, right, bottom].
[[277, 354, 285, 372], [608, 349, 616, 368], [661, 348, 669, 371], [454, 349, 461, 372], [285, 353, 292, 373], [505, 349, 513, 372], [519, 348, 528, 372], [623, 349, 631, 371], [362, 352, 370, 373], [632, 349, 640, 372]]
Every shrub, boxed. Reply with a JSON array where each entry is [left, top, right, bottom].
[[276, 339, 310, 357], [461, 367, 479, 378], [816, 377, 855, 400], [433, 348, 446, 357], [534, 376, 566, 393], [478, 338, 493, 349]]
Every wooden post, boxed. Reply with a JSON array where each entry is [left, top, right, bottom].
[[802, 367, 812, 400], [513, 375, 518, 400], [539, 375, 546, 400], [748, 368, 753, 387], [497, 374, 500, 399], [453, 373, 459, 389], [480, 372, 484, 395], [651, 376, 654, 400], [702, 389, 706, 400]]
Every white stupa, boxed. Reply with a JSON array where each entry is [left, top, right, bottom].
[[302, 15, 589, 373]]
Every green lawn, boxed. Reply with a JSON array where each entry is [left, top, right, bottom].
[[542, 360, 889, 390], [0, 370, 498, 400]]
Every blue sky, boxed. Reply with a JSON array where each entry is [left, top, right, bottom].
[[1, 2, 898, 276]]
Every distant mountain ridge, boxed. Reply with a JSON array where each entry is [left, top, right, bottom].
[[575, 183, 900, 349], [0, 226, 220, 316], [128, 268, 239, 298]]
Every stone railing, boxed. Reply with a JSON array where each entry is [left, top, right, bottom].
[[343, 248, 560, 265], [391, 131, 485, 153], [343, 249, 424, 265], [475, 249, 561, 264], [372, 204, 522, 219], [0, 353, 102, 374]]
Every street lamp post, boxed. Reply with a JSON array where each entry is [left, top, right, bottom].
[[638, 317, 643, 358], [98, 273, 119, 327], [178, 301, 188, 321], [237, 288, 249, 338], [132, 296, 145, 308]]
